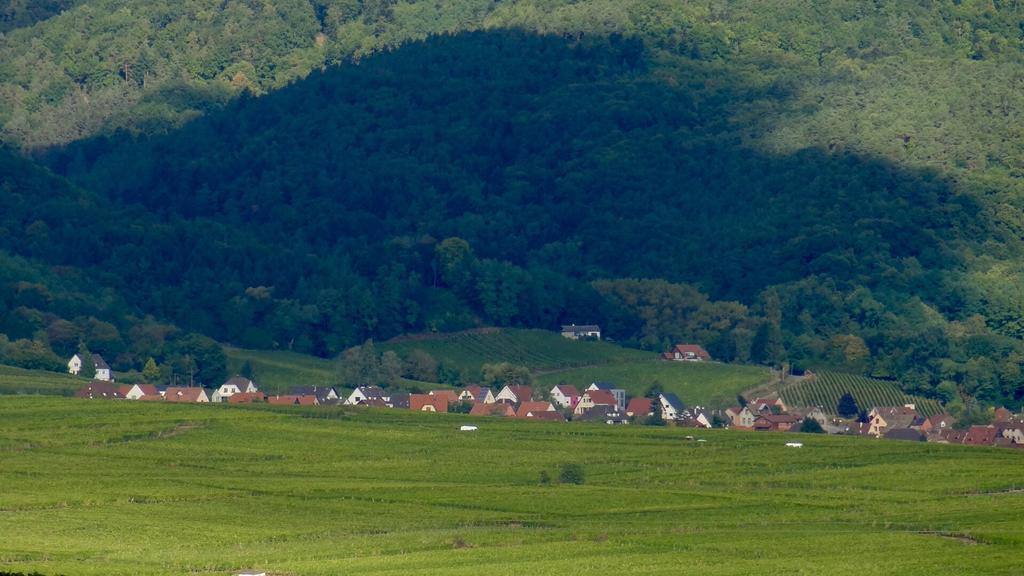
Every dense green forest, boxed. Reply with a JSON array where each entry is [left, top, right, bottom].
[[1, 1, 1024, 408]]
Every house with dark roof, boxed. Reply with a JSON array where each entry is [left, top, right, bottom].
[[212, 375, 259, 402], [458, 386, 495, 404], [661, 344, 711, 362], [576, 405, 629, 425], [560, 324, 601, 340], [658, 393, 685, 420], [68, 353, 112, 381], [345, 386, 388, 405], [289, 386, 339, 403], [75, 382, 123, 399]]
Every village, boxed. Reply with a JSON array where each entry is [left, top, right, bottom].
[[67, 334, 1024, 450]]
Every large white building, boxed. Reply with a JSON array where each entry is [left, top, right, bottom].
[[68, 353, 112, 381]]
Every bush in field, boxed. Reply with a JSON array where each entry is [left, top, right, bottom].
[[559, 463, 585, 485]]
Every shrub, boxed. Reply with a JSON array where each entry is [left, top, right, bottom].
[[559, 463, 585, 485]]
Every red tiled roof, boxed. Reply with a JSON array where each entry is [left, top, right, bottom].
[[429, 390, 459, 403], [411, 394, 449, 412], [516, 401, 554, 418], [672, 344, 711, 360], [227, 392, 265, 404], [555, 385, 581, 397], [625, 398, 653, 417], [963, 425, 997, 446], [163, 387, 206, 403], [585, 390, 617, 406]]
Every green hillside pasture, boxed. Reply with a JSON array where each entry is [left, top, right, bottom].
[[0, 364, 84, 395], [536, 360, 771, 408], [781, 372, 944, 416], [380, 328, 650, 376], [224, 346, 336, 393], [0, 397, 1021, 575]]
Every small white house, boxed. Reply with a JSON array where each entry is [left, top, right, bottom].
[[68, 353, 112, 382], [549, 384, 581, 409], [211, 375, 259, 402]]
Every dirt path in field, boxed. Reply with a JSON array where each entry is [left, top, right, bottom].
[[917, 531, 984, 545]]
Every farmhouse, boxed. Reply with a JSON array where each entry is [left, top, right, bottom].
[[661, 344, 711, 362], [549, 384, 581, 409], [212, 375, 259, 402], [68, 353, 112, 381], [728, 405, 757, 428], [750, 397, 787, 413], [560, 324, 601, 340]]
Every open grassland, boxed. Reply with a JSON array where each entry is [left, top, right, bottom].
[[537, 361, 770, 409], [0, 364, 84, 396], [380, 329, 650, 375], [224, 346, 336, 393], [781, 372, 944, 416], [2, 398, 1021, 576]]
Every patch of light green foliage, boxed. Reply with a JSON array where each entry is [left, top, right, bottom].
[[780, 372, 945, 416], [224, 346, 336, 393], [0, 397, 1022, 575]]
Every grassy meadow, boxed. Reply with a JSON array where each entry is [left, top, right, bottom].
[[224, 346, 337, 393], [0, 364, 85, 396], [1, 397, 1022, 575]]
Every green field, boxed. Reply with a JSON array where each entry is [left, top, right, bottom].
[[0, 397, 1021, 575], [780, 372, 945, 417], [224, 346, 337, 393], [537, 361, 770, 409], [379, 329, 650, 375], [0, 364, 85, 396]]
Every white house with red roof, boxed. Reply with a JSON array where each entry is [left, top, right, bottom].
[[549, 384, 581, 409], [662, 344, 711, 362]]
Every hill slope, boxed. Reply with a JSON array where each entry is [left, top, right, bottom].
[[0, 3, 1023, 407], [1, 398, 1022, 575]]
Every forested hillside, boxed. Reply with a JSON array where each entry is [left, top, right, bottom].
[[1, 1, 1024, 408]]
